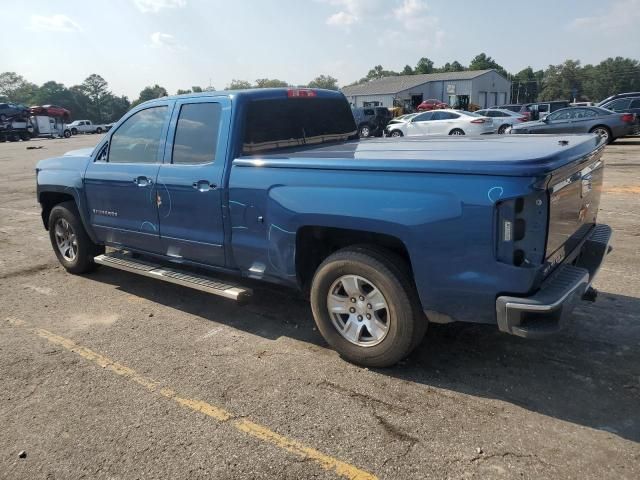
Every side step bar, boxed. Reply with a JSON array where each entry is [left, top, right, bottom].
[[94, 251, 252, 302]]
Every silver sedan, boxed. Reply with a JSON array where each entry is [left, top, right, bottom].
[[385, 109, 494, 137]]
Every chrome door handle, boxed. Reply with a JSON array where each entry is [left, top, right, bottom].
[[192, 180, 217, 192], [133, 176, 152, 187]]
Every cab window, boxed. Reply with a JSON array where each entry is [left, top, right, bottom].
[[108, 106, 167, 164]]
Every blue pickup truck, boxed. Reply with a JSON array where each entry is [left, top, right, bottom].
[[36, 88, 612, 367]]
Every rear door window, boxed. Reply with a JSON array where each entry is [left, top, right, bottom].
[[606, 98, 631, 111], [172, 103, 222, 165], [629, 98, 640, 109], [242, 98, 357, 154]]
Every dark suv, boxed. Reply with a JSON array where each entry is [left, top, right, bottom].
[[598, 92, 640, 107], [520, 101, 570, 121], [600, 96, 640, 133], [352, 107, 392, 137]]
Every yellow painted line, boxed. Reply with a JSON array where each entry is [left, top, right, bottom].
[[4, 317, 377, 480]]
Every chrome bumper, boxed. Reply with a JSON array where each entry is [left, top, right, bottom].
[[496, 224, 612, 338]]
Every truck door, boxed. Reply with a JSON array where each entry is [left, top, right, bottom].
[[155, 97, 229, 267], [84, 104, 171, 253]]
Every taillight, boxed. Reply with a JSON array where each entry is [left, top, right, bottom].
[[496, 194, 547, 267], [621, 113, 635, 123], [470, 118, 486, 124], [517, 116, 527, 122], [287, 88, 316, 98]]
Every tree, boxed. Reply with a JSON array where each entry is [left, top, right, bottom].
[[132, 84, 168, 107], [415, 57, 435, 74], [469, 53, 508, 78], [254, 78, 289, 88], [0, 72, 38, 103], [79, 74, 112, 122], [176, 89, 192, 95], [511, 67, 543, 103], [540, 60, 582, 101], [401, 65, 414, 75], [226, 79, 252, 90], [192, 86, 203, 93], [307, 75, 339, 90], [441, 61, 464, 72]]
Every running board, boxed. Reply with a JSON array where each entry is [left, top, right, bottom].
[[94, 252, 251, 302]]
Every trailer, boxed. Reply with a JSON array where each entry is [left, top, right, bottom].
[[0, 115, 71, 142]]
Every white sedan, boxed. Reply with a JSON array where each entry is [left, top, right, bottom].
[[476, 108, 528, 134], [385, 109, 494, 137]]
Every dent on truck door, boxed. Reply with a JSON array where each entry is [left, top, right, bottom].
[[155, 98, 229, 267], [84, 105, 170, 253]]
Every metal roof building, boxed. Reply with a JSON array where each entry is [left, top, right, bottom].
[[341, 69, 511, 111]]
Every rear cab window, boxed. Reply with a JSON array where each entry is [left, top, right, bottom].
[[242, 97, 357, 155]]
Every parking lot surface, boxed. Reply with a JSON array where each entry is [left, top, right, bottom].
[[1, 135, 639, 479]]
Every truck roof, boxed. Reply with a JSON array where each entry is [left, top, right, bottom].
[[139, 88, 346, 106]]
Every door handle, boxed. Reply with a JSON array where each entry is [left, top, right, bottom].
[[192, 180, 217, 192], [133, 176, 152, 187]]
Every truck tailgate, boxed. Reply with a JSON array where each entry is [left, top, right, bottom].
[[545, 147, 605, 271]]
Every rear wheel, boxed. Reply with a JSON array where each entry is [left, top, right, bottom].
[[48, 201, 104, 274], [71, 128, 78, 135], [449, 128, 465, 136], [310, 246, 426, 367], [359, 124, 372, 138], [498, 124, 510, 134], [63, 130, 71, 138], [590, 126, 611, 144]]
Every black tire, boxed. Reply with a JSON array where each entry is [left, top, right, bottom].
[[449, 128, 465, 136], [20, 133, 30, 141], [63, 130, 71, 138], [310, 246, 426, 367], [498, 124, 509, 134], [48, 201, 104, 274], [0, 114, 6, 122], [390, 130, 403, 138], [71, 128, 78, 135], [96, 127, 103, 134], [359, 124, 372, 138]]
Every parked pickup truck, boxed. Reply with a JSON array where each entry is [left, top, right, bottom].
[[36, 88, 612, 367], [66, 120, 108, 135]]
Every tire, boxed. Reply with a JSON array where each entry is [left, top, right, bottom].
[[390, 130, 403, 138], [449, 128, 465, 136], [590, 126, 612, 144], [71, 128, 78, 135], [310, 246, 426, 367], [498, 124, 509, 134], [0, 114, 6, 122], [48, 201, 104, 274], [63, 130, 71, 138], [20, 133, 30, 141], [359, 124, 372, 138], [96, 127, 103, 134]]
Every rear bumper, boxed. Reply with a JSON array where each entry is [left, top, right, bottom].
[[496, 224, 612, 338]]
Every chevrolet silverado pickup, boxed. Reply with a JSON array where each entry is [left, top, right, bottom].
[[36, 88, 612, 367]]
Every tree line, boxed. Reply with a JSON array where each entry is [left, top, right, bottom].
[[0, 73, 339, 123], [352, 53, 640, 104], [1, 54, 638, 122]]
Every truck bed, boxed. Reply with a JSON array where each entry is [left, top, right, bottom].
[[235, 134, 604, 177]]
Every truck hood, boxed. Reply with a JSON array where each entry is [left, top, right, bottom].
[[36, 148, 94, 172], [235, 135, 603, 177]]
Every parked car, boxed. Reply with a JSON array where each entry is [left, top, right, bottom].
[[416, 99, 448, 111], [36, 88, 611, 368], [385, 109, 493, 137], [498, 104, 523, 113], [476, 108, 528, 134], [387, 113, 419, 125], [30, 105, 71, 120], [597, 91, 640, 107], [509, 106, 636, 143], [66, 120, 108, 135], [352, 107, 392, 138], [519, 101, 570, 121], [0, 102, 29, 122], [599, 96, 640, 133]]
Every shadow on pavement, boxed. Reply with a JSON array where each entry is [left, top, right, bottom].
[[88, 268, 640, 442]]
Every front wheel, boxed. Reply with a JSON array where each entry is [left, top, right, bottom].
[[48, 201, 104, 274], [359, 125, 372, 138], [63, 130, 71, 138], [449, 128, 465, 136], [310, 246, 426, 367], [96, 127, 103, 134], [390, 130, 403, 138], [71, 128, 78, 135]]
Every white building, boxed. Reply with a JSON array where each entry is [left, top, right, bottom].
[[342, 69, 511, 111]]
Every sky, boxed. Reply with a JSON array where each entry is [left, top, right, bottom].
[[2, 0, 639, 100]]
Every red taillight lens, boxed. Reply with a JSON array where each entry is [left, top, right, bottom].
[[518, 116, 527, 122], [287, 88, 316, 98], [470, 118, 486, 124], [621, 113, 635, 123]]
